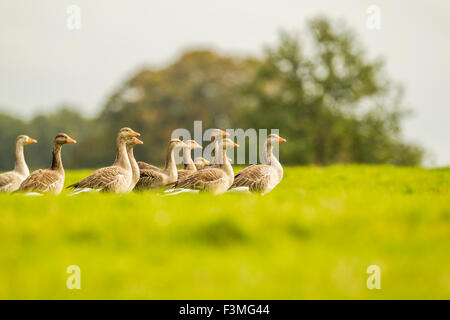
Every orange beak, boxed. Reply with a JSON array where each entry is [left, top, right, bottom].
[[131, 131, 140, 137], [66, 137, 77, 144], [278, 137, 287, 143], [134, 138, 144, 145], [233, 143, 239, 147], [27, 137, 38, 144], [221, 130, 229, 137]]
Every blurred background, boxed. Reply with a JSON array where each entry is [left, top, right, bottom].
[[0, 0, 448, 169]]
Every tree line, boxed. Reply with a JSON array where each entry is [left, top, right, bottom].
[[0, 17, 423, 171]]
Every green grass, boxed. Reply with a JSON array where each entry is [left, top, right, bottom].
[[1, 165, 449, 299]]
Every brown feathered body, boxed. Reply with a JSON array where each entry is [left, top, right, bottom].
[[231, 164, 282, 194], [66, 128, 140, 194], [0, 171, 26, 193], [0, 135, 35, 192], [134, 139, 185, 190], [18, 133, 75, 194], [172, 138, 237, 194], [230, 134, 285, 194]]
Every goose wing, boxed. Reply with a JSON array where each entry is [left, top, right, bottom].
[[137, 161, 162, 172], [134, 169, 165, 189], [67, 166, 128, 191], [0, 171, 17, 191], [231, 164, 273, 192], [18, 169, 62, 193], [175, 168, 226, 190], [177, 169, 195, 182]]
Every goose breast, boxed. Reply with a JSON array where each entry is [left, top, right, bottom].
[[0, 171, 27, 192], [18, 169, 65, 194], [231, 164, 280, 194], [68, 166, 131, 193], [134, 169, 168, 190], [175, 167, 232, 194]]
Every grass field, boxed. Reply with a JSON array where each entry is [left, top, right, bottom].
[[0, 165, 449, 299]]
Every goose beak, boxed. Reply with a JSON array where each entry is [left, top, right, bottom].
[[278, 137, 287, 143], [221, 130, 229, 137], [134, 138, 144, 145], [131, 131, 140, 137], [195, 142, 203, 149], [66, 137, 77, 144], [27, 137, 38, 144], [233, 143, 239, 148]]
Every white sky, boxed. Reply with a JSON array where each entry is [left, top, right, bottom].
[[0, 0, 449, 166]]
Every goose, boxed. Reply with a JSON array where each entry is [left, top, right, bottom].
[[169, 138, 238, 194], [138, 129, 227, 172], [194, 157, 210, 170], [67, 128, 140, 194], [229, 134, 286, 194], [207, 129, 229, 166], [17, 133, 76, 194], [177, 139, 203, 182], [134, 139, 187, 190], [127, 137, 144, 191], [0, 135, 37, 192]]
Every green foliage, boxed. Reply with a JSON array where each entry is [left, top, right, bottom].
[[0, 166, 449, 299], [0, 108, 92, 170], [0, 17, 423, 169], [235, 18, 422, 165]]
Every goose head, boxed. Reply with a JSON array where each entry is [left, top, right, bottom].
[[210, 129, 229, 140], [127, 137, 144, 147], [184, 139, 202, 150], [168, 139, 188, 150], [194, 157, 210, 169], [118, 127, 140, 142], [267, 133, 287, 144], [17, 135, 38, 146], [55, 133, 77, 145], [220, 138, 239, 150]]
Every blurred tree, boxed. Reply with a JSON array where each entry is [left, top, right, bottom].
[[0, 113, 28, 170], [93, 50, 253, 166], [0, 108, 93, 170], [234, 17, 423, 165]]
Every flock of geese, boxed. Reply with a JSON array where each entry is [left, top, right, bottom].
[[0, 128, 287, 195]]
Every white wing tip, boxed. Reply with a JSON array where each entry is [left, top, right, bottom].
[[227, 186, 251, 193]]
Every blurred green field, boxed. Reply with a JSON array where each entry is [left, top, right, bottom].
[[0, 165, 449, 299]]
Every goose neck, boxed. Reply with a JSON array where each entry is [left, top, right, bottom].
[[127, 145, 140, 189], [114, 139, 131, 170], [14, 142, 29, 176], [264, 139, 283, 176], [183, 147, 196, 171], [217, 147, 234, 177], [212, 138, 220, 164], [51, 142, 64, 172], [164, 144, 178, 180]]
